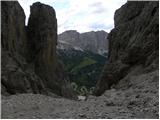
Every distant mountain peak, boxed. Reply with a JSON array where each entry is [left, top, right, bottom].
[[57, 30, 108, 56]]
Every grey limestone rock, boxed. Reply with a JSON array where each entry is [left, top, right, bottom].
[[1, 1, 77, 99], [58, 30, 108, 56], [95, 1, 159, 96]]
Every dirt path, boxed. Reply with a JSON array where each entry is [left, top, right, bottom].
[[2, 70, 159, 119]]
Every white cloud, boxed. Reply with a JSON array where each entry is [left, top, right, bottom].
[[18, 0, 127, 34]]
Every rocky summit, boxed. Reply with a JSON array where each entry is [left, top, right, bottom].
[[58, 30, 108, 56], [1, 1, 76, 99]]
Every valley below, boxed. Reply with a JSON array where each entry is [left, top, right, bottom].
[[57, 47, 107, 95]]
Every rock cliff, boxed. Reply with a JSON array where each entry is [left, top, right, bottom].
[[1, 1, 27, 56], [1, 1, 45, 95], [1, 1, 76, 99], [27, 2, 77, 99], [95, 1, 159, 96], [58, 30, 108, 56]]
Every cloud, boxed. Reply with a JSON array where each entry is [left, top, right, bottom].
[[18, 0, 127, 34], [90, 2, 103, 7], [89, 2, 107, 14], [89, 23, 113, 30]]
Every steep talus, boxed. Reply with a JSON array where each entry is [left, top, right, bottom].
[[95, 1, 159, 95], [1, 1, 76, 99], [2, 70, 158, 118]]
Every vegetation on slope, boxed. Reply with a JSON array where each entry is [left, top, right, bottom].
[[57, 49, 107, 95]]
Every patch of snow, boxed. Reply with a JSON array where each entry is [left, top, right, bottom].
[[73, 46, 84, 52], [97, 49, 108, 56], [78, 96, 86, 101]]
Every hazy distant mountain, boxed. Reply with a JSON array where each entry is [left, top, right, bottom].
[[57, 30, 108, 90], [57, 30, 108, 56]]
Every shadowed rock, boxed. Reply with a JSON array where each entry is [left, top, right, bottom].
[[1, 1, 46, 94], [1, 1, 77, 99], [27, 2, 76, 99], [95, 1, 159, 96]]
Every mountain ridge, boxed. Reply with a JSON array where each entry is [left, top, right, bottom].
[[58, 30, 108, 56]]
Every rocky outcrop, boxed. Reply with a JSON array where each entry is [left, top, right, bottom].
[[58, 30, 108, 56], [1, 1, 76, 99], [1, 1, 27, 57], [27, 2, 76, 99], [27, 2, 58, 92], [1, 1, 45, 95], [95, 1, 159, 96]]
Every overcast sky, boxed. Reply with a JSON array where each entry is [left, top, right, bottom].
[[19, 0, 127, 34]]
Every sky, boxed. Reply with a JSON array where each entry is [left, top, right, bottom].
[[18, 0, 127, 34]]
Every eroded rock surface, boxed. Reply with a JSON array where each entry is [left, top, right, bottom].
[[2, 70, 158, 118], [1, 1, 76, 99], [1, 1, 27, 56], [58, 30, 108, 56], [1, 1, 45, 94], [27, 2, 76, 99], [95, 1, 159, 95]]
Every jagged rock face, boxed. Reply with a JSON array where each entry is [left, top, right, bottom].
[[1, 1, 46, 94], [1, 50, 47, 94], [80, 31, 108, 54], [27, 2, 76, 99], [58, 30, 108, 56], [27, 2, 57, 83], [1, 1, 27, 57], [27, 2, 57, 64], [1, 1, 76, 99], [95, 1, 159, 96]]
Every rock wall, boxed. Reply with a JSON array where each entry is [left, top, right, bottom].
[[27, 2, 58, 93], [1, 1, 45, 95], [1, 1, 27, 57], [94, 1, 159, 96], [1, 1, 76, 99], [58, 30, 108, 56]]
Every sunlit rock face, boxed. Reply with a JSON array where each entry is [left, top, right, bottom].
[[95, 1, 159, 96]]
